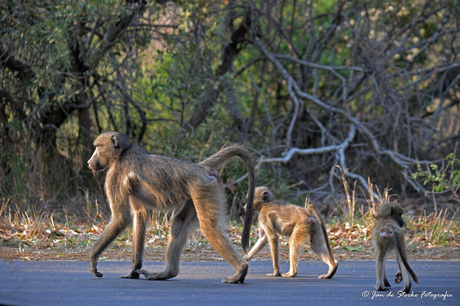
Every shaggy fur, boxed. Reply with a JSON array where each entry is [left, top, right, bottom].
[[372, 202, 419, 293], [244, 187, 338, 279], [87, 131, 256, 283]]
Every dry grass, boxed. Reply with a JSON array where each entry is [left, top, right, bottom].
[[1, 178, 459, 262]]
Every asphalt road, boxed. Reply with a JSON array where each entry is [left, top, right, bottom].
[[0, 259, 459, 305]]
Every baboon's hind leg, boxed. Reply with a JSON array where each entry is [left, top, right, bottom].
[[383, 269, 391, 288], [192, 187, 248, 283], [396, 252, 412, 293], [310, 224, 338, 279], [138, 199, 199, 280], [282, 226, 307, 277], [122, 197, 149, 279], [374, 247, 390, 291]]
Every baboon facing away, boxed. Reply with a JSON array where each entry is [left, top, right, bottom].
[[372, 202, 419, 293], [87, 131, 256, 283], [244, 187, 338, 279]]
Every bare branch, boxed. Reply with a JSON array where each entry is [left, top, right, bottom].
[[274, 54, 363, 72], [252, 39, 432, 194]]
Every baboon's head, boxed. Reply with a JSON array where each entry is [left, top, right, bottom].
[[87, 131, 131, 172], [246, 186, 274, 211], [376, 202, 405, 227]]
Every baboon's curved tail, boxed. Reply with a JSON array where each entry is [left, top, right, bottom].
[[199, 144, 256, 254], [306, 204, 336, 267], [392, 226, 419, 284]]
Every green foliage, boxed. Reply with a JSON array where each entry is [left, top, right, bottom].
[[343, 245, 364, 251], [2, 0, 459, 221], [412, 145, 460, 194], [3, 0, 131, 102]]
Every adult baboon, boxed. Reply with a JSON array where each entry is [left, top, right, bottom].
[[244, 187, 338, 279], [372, 202, 419, 293], [87, 131, 255, 283]]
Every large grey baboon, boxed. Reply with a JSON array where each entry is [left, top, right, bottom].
[[87, 131, 255, 283]]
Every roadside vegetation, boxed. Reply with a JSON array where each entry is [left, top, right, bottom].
[[2, 173, 458, 262], [1, 0, 459, 261]]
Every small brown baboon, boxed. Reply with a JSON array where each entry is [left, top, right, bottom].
[[244, 187, 338, 279], [372, 202, 419, 293], [87, 131, 255, 283]]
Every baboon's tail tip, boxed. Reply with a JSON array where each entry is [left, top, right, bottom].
[[241, 204, 253, 254], [241, 232, 249, 254]]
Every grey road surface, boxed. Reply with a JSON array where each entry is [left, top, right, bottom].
[[0, 259, 459, 305]]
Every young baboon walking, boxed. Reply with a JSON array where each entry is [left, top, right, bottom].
[[87, 131, 256, 283], [372, 202, 419, 293], [244, 187, 338, 279]]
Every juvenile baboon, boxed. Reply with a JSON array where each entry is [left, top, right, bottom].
[[372, 202, 419, 293], [87, 131, 255, 283], [244, 187, 338, 279]]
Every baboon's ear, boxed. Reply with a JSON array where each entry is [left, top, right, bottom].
[[262, 191, 270, 203], [111, 134, 128, 150], [111, 135, 120, 148]]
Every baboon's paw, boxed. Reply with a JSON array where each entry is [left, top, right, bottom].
[[266, 272, 281, 277], [222, 266, 248, 284], [91, 269, 103, 278], [395, 272, 403, 284], [221, 275, 245, 283], [318, 272, 336, 279], [318, 263, 338, 279], [135, 269, 146, 274], [146, 274, 169, 280], [90, 262, 103, 278], [281, 272, 296, 277], [136, 269, 152, 279], [136, 269, 175, 280], [398, 287, 411, 294], [121, 271, 140, 279], [374, 285, 390, 291]]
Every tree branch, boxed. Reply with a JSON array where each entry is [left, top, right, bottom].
[[252, 40, 430, 193]]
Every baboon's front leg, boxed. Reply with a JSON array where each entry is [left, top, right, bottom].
[[137, 200, 198, 280], [89, 217, 129, 277], [122, 198, 148, 279], [267, 233, 280, 276], [244, 228, 268, 261]]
